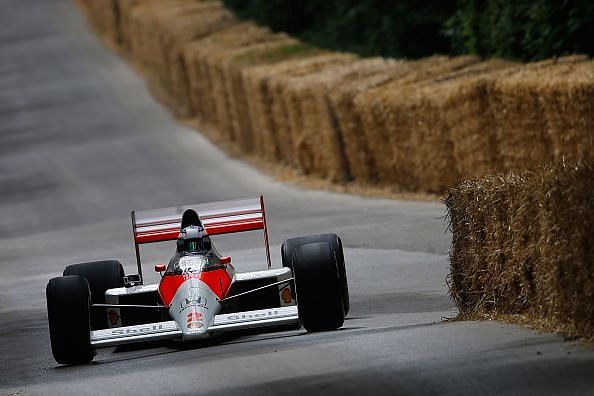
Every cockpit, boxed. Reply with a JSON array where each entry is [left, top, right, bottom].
[[165, 252, 225, 275]]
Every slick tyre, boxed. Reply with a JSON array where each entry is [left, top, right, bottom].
[[292, 241, 345, 332], [282, 234, 349, 315], [46, 275, 94, 365], [64, 260, 124, 329]]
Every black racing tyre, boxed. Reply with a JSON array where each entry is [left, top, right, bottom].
[[282, 234, 349, 315], [46, 275, 94, 365], [292, 241, 345, 332], [63, 260, 125, 329]]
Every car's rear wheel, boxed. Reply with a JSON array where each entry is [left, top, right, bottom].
[[282, 234, 349, 315], [46, 275, 94, 365], [63, 260, 125, 329], [291, 241, 345, 332]]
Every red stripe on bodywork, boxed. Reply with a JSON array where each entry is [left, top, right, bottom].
[[199, 269, 232, 300], [159, 275, 186, 306], [158, 269, 233, 306]]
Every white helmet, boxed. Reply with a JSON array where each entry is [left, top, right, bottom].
[[177, 225, 211, 253]]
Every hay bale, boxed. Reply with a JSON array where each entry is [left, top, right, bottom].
[[353, 56, 481, 190], [117, 0, 153, 52], [488, 56, 591, 171], [262, 54, 357, 167], [279, 58, 401, 181], [182, 22, 274, 128], [441, 60, 518, 178], [326, 60, 417, 185], [539, 61, 594, 162], [446, 160, 594, 340], [183, 22, 272, 126], [219, 39, 319, 151], [242, 53, 355, 163], [406, 59, 516, 192], [203, 33, 293, 144]]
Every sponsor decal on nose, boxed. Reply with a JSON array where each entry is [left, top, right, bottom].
[[187, 311, 204, 328], [179, 296, 208, 313], [187, 312, 203, 321], [187, 321, 203, 329]]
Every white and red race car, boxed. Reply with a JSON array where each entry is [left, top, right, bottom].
[[46, 196, 349, 364]]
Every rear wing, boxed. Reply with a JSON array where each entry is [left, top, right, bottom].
[[131, 196, 272, 283]]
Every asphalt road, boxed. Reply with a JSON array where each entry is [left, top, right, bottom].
[[1, 1, 592, 395]]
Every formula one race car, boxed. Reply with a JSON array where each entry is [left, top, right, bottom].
[[46, 196, 349, 364]]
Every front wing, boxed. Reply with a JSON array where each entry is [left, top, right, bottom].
[[90, 305, 299, 348]]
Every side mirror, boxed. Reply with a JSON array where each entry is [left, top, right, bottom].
[[220, 256, 231, 265], [154, 264, 166, 273]]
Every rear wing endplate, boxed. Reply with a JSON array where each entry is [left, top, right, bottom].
[[131, 196, 272, 282]]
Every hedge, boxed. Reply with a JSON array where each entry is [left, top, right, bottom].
[[222, 0, 594, 61]]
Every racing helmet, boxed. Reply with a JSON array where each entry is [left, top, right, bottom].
[[177, 225, 211, 253]]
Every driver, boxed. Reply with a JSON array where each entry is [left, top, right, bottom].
[[167, 225, 225, 275], [177, 225, 212, 254]]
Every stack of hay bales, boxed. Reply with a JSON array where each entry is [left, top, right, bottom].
[[326, 60, 418, 185], [241, 53, 356, 163], [442, 60, 516, 179], [116, 0, 153, 52], [200, 32, 296, 143], [406, 59, 516, 191], [488, 55, 591, 170], [217, 40, 322, 151], [75, 0, 594, 196], [280, 58, 401, 181], [182, 23, 280, 132], [352, 56, 482, 192], [445, 160, 593, 340]]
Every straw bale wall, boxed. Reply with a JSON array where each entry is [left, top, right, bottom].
[[76, 0, 593, 194], [242, 54, 353, 162], [353, 56, 483, 191], [445, 160, 593, 340], [280, 58, 402, 181]]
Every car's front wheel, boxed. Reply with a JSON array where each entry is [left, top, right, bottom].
[[282, 234, 349, 315], [291, 241, 346, 332], [46, 275, 94, 365]]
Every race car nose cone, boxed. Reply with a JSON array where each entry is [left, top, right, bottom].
[[169, 278, 221, 340]]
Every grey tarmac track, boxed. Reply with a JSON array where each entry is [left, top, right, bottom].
[[1, 0, 593, 395]]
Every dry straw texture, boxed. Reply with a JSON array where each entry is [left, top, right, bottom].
[[445, 160, 594, 340], [353, 56, 483, 191], [220, 40, 321, 151], [488, 56, 592, 170], [281, 58, 401, 181], [242, 53, 355, 163]]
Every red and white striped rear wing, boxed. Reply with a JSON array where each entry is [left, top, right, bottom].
[[131, 196, 272, 282]]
